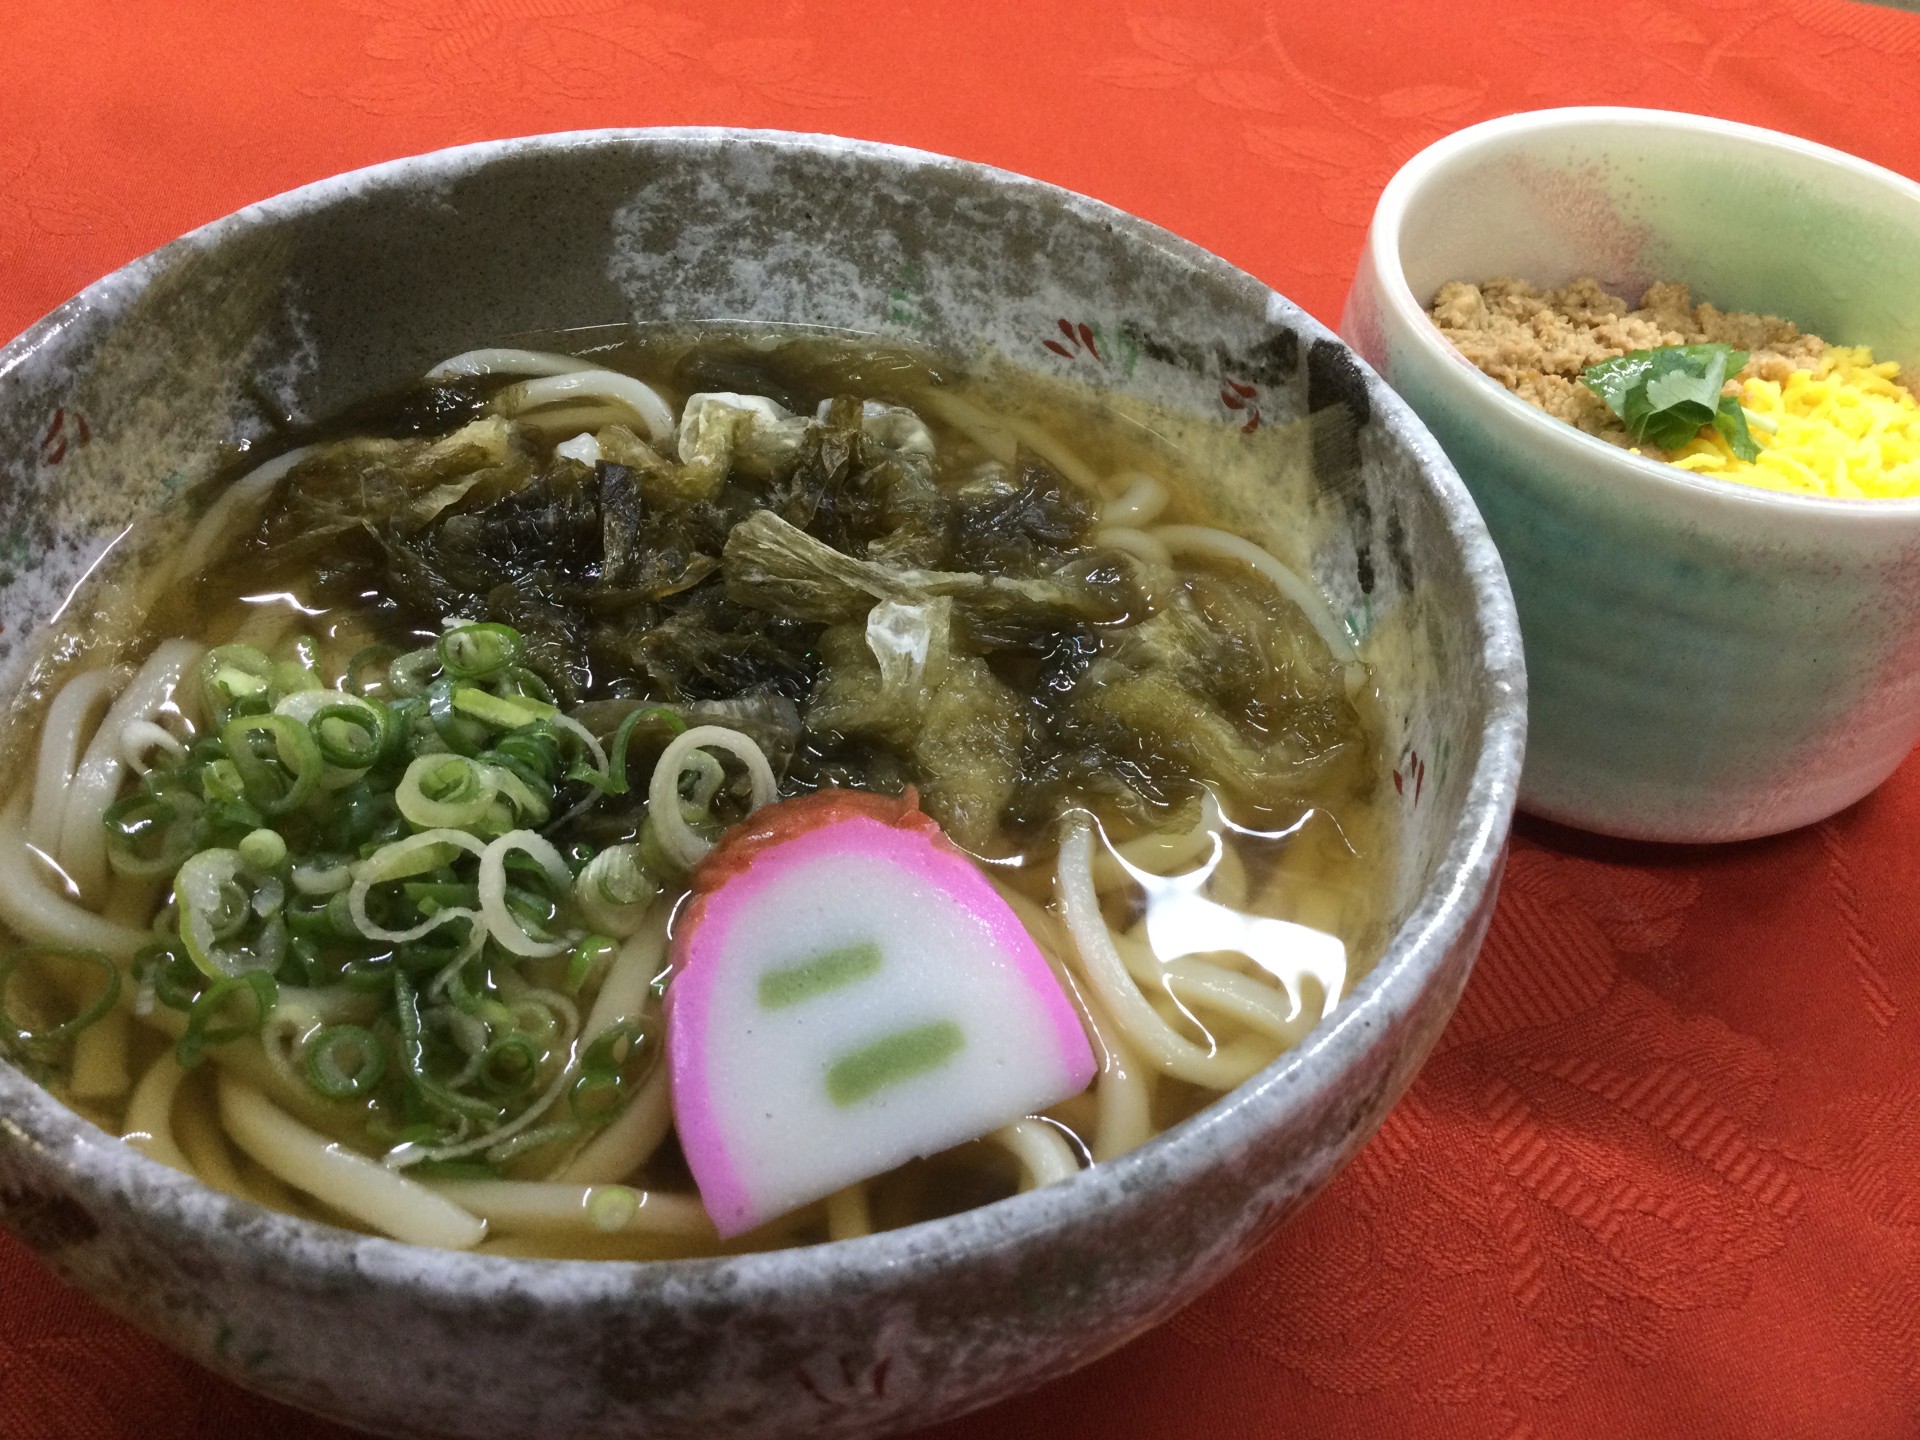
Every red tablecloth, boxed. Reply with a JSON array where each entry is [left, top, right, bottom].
[[5, 3, 1920, 1437]]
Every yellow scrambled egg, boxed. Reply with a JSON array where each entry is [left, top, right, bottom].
[[1669, 348, 1920, 500]]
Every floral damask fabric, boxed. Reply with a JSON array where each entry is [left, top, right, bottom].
[[3, 2, 1919, 1436]]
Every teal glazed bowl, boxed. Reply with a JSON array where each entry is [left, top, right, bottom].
[[0, 131, 1523, 1438], [1342, 106, 1920, 842]]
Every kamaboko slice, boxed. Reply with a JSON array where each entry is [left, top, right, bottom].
[[667, 789, 1095, 1238]]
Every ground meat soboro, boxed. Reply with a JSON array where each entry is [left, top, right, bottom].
[[1428, 277, 1826, 458]]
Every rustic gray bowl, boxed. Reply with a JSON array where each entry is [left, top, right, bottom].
[[0, 130, 1524, 1439]]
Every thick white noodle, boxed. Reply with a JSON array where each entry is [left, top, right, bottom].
[[580, 908, 667, 1042], [1152, 523, 1358, 663], [68, 1009, 130, 1101], [1098, 472, 1171, 527], [913, 391, 1107, 497], [991, 1119, 1081, 1190], [992, 878, 1147, 1157], [0, 796, 151, 956], [27, 669, 122, 854], [1092, 525, 1174, 572], [174, 1091, 252, 1200], [57, 639, 203, 903], [826, 1184, 873, 1241], [556, 1059, 673, 1185], [121, 1050, 192, 1173], [423, 1180, 712, 1239], [119, 718, 187, 777], [646, 726, 779, 871], [1093, 801, 1219, 891], [159, 444, 321, 597], [423, 348, 597, 382], [988, 877, 1152, 1162], [496, 372, 675, 446], [1056, 816, 1275, 1089], [1113, 929, 1316, 1040], [217, 1076, 487, 1249]]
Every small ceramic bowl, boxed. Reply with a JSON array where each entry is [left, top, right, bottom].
[[0, 130, 1524, 1439], [1342, 106, 1920, 843]]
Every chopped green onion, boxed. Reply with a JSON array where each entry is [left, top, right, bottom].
[[426, 680, 491, 756], [177, 971, 277, 1069], [0, 947, 122, 1053], [272, 658, 322, 701], [175, 848, 287, 979], [200, 645, 275, 723], [396, 754, 499, 831], [346, 644, 399, 697], [564, 934, 618, 994], [310, 700, 388, 769], [679, 750, 726, 810], [237, 828, 287, 873], [135, 942, 203, 1012], [438, 623, 523, 681], [103, 792, 199, 880], [302, 1023, 386, 1098], [221, 713, 324, 816], [606, 705, 686, 794], [478, 1034, 541, 1097], [387, 645, 442, 699], [451, 686, 556, 730], [587, 1185, 641, 1232]]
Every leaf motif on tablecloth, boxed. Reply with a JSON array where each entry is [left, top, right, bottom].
[[702, 37, 870, 109], [1511, 0, 1707, 61], [1377, 83, 1485, 120], [1776, 1080, 1920, 1406], [329, 0, 862, 118], [1438, 849, 1699, 1052], [1819, 817, 1900, 1030], [1126, 13, 1252, 67], [1193, 69, 1293, 114], [1241, 124, 1416, 228], [1785, 0, 1920, 53], [1170, 844, 1793, 1434], [1086, 53, 1194, 89]]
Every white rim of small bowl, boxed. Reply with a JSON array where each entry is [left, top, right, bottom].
[[0, 128, 1525, 1320], [1367, 104, 1920, 524]]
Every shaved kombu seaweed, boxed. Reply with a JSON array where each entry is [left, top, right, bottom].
[[233, 347, 1370, 847]]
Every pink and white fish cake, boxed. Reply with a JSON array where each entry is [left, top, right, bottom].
[[666, 790, 1097, 1238]]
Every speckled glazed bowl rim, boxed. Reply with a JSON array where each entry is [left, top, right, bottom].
[[1368, 105, 1920, 524], [0, 129, 1524, 1317]]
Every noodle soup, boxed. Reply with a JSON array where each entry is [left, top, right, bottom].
[[0, 334, 1391, 1259]]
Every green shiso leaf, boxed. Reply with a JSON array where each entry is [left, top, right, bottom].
[[1713, 394, 1763, 462], [1581, 343, 1751, 453]]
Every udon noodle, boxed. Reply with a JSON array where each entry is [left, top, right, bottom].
[[0, 334, 1388, 1258]]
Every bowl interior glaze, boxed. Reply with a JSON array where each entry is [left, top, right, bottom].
[[0, 130, 1523, 1440]]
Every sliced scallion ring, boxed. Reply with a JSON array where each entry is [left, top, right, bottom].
[[477, 830, 575, 958], [395, 754, 499, 831], [303, 1023, 387, 1098], [200, 645, 275, 723], [175, 848, 287, 979], [102, 792, 200, 879], [438, 623, 523, 681], [349, 829, 486, 943], [221, 713, 324, 816], [177, 971, 277, 1069], [0, 947, 122, 1051]]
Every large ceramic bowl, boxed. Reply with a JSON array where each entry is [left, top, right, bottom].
[[1343, 106, 1920, 843], [0, 130, 1524, 1439]]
